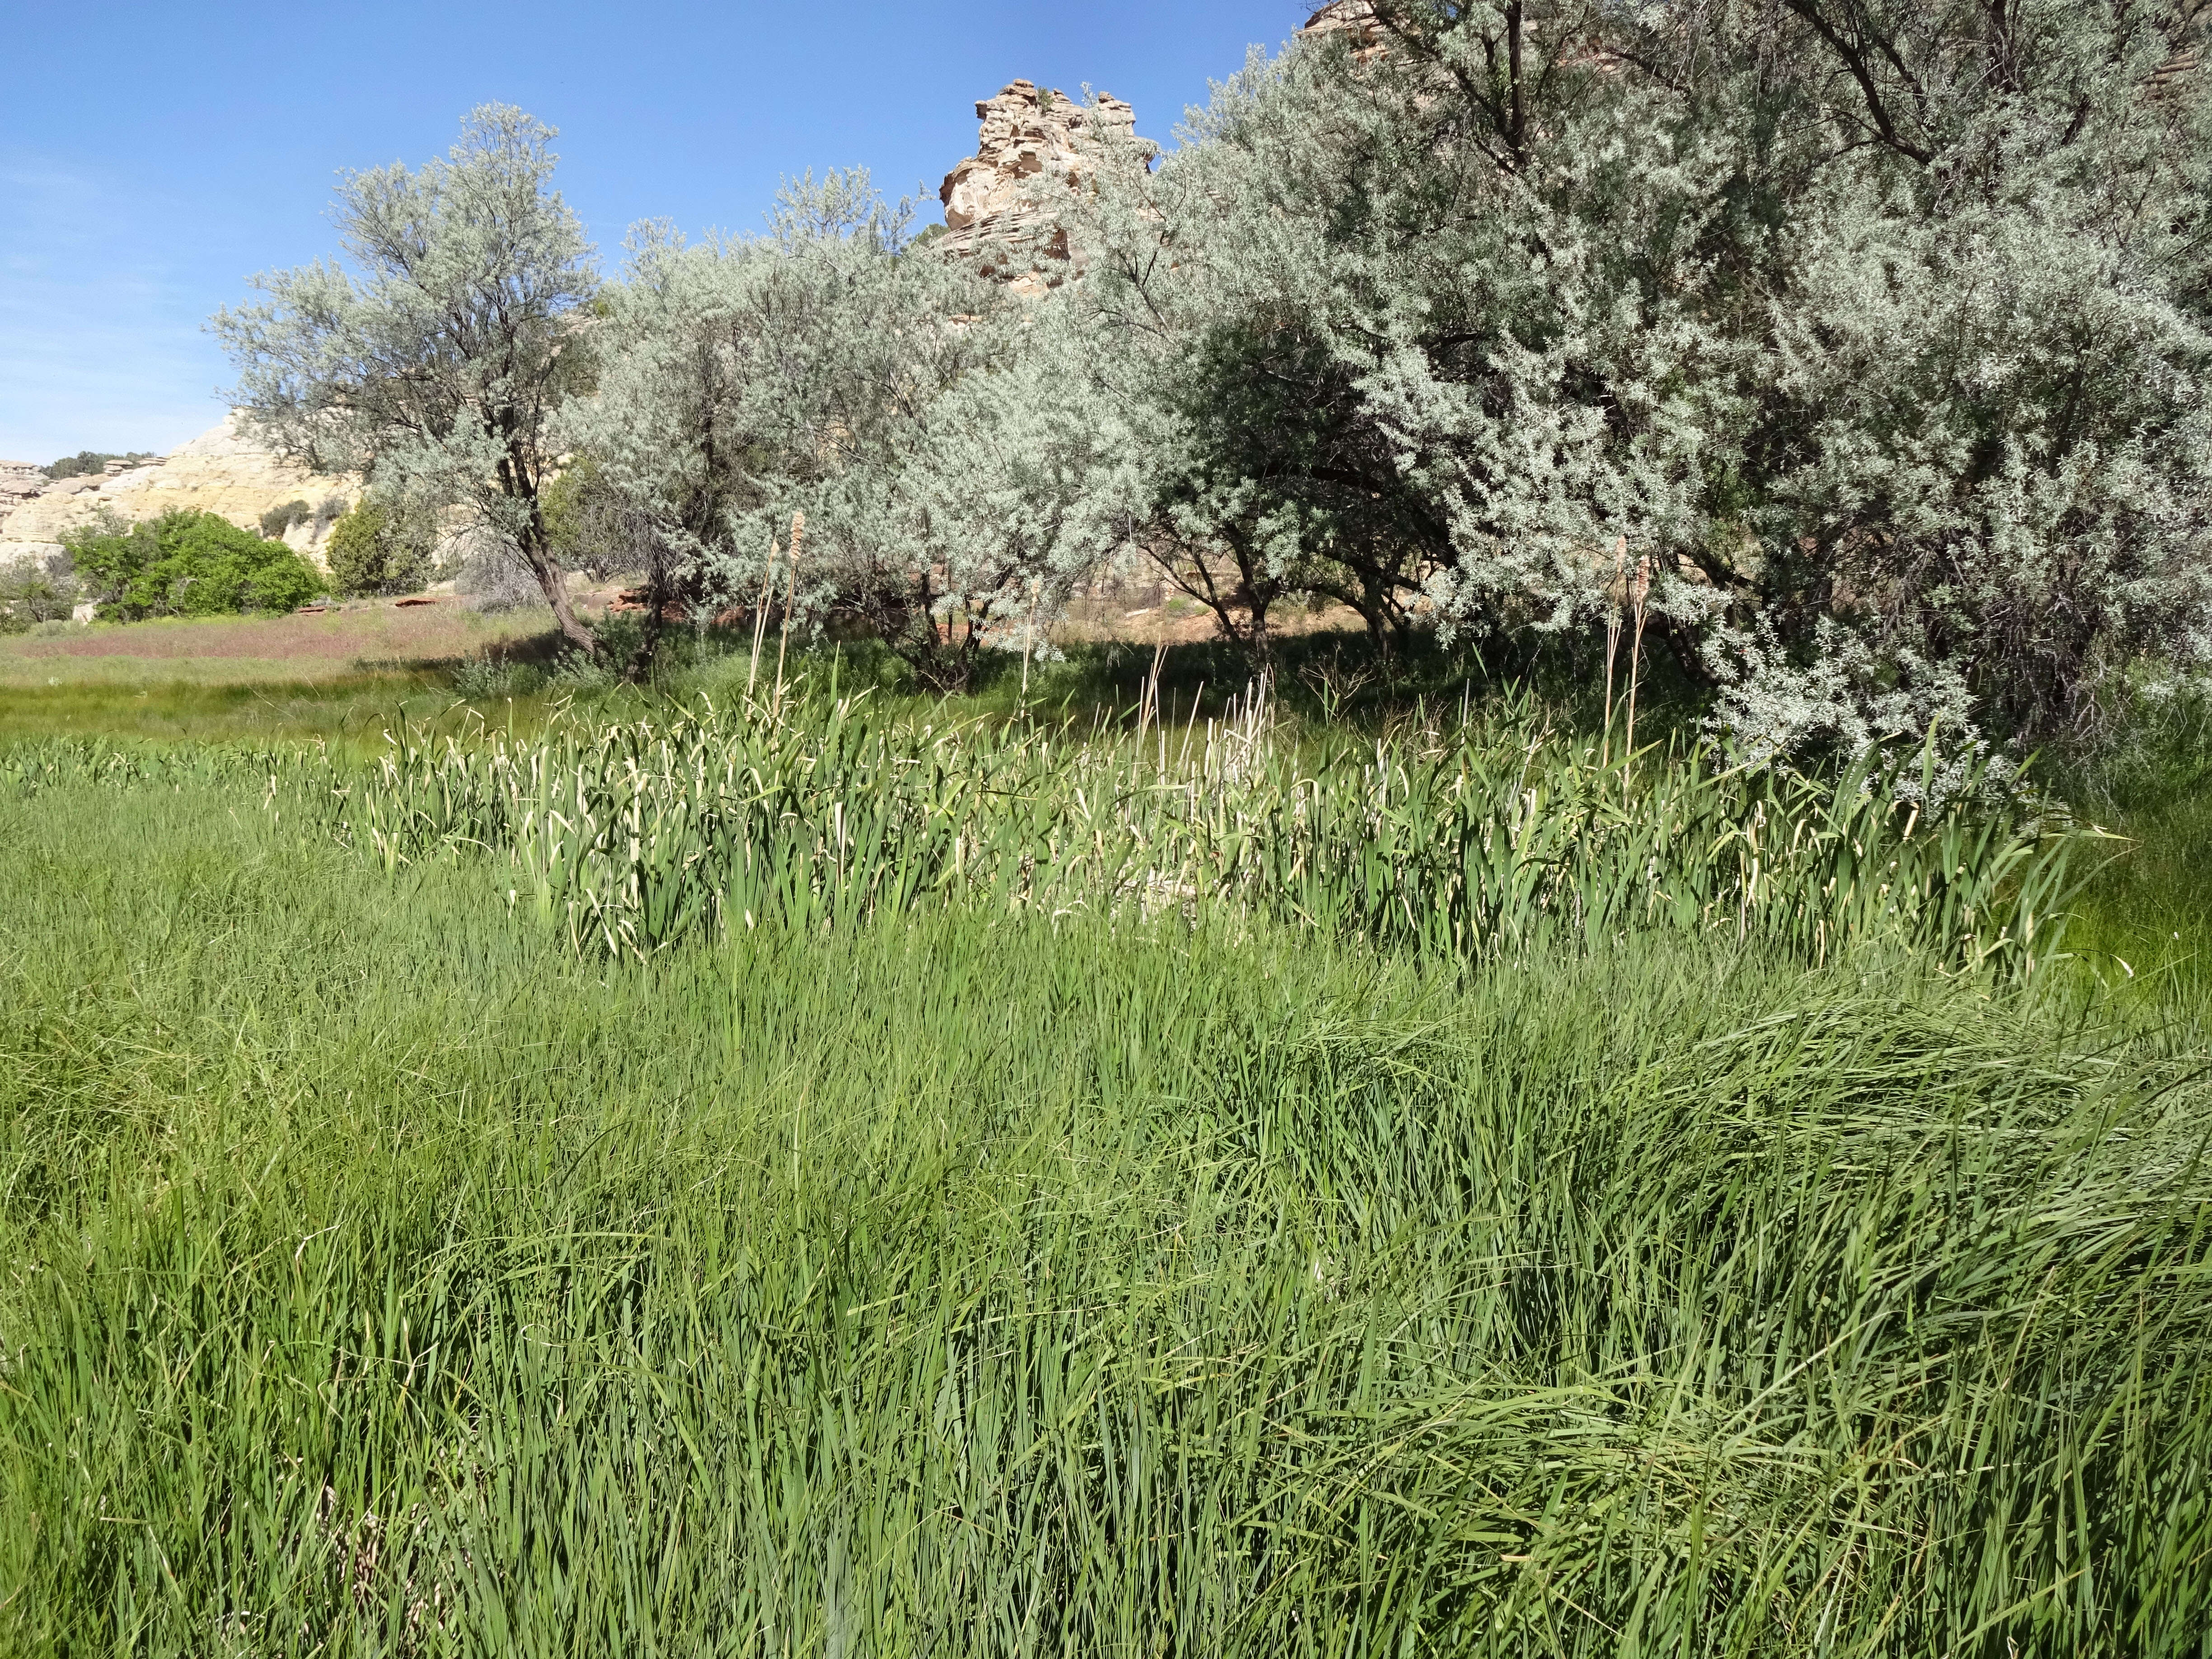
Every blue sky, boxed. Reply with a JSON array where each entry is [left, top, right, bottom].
[[0, 0, 1304, 465]]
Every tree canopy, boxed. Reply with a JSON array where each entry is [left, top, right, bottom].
[[1072, 0, 2212, 754], [211, 105, 600, 648], [562, 171, 1135, 687], [214, 6, 2212, 751]]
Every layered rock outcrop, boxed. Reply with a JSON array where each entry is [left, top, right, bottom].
[[1300, 0, 1386, 53], [0, 414, 356, 568], [0, 460, 44, 513], [938, 80, 1153, 296]]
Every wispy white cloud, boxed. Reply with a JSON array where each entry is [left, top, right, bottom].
[[0, 149, 233, 461]]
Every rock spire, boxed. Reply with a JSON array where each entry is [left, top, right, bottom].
[[937, 80, 1152, 296]]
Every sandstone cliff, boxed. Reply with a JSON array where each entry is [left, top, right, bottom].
[[937, 81, 1153, 296], [0, 461, 45, 520], [1300, 0, 1386, 52], [0, 414, 356, 568]]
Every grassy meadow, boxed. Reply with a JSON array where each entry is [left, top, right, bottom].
[[0, 601, 565, 745], [3, 612, 2211, 1653]]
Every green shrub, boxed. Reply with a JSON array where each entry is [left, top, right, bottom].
[[539, 459, 592, 569], [451, 653, 545, 699], [0, 554, 80, 633], [62, 507, 322, 620], [540, 454, 639, 580], [257, 498, 312, 539], [323, 500, 431, 597], [43, 450, 152, 481]]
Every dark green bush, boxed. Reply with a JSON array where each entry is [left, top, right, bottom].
[[540, 455, 640, 580], [0, 554, 80, 633], [44, 450, 153, 481], [257, 499, 312, 539], [62, 508, 323, 619], [324, 500, 431, 597]]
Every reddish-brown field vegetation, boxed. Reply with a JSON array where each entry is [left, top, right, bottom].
[[1, 596, 560, 681]]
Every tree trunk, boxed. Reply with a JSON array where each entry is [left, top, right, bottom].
[[1246, 596, 1272, 666], [1506, 0, 1526, 162], [517, 490, 593, 653], [499, 438, 592, 654], [525, 539, 595, 653], [1653, 613, 1715, 693], [630, 534, 670, 681]]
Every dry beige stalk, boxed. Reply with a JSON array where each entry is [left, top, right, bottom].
[[1602, 535, 1626, 768], [773, 511, 806, 714], [747, 532, 781, 701], [1623, 553, 1651, 787]]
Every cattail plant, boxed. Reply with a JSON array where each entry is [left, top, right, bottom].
[[772, 511, 805, 715], [1601, 536, 1625, 768], [1622, 552, 1650, 787], [745, 529, 781, 700], [295, 688, 2077, 975], [1019, 574, 1045, 699]]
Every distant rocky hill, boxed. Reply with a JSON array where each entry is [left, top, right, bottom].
[[0, 461, 46, 518], [0, 415, 356, 569]]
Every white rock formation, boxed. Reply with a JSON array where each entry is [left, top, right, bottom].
[[0, 461, 44, 514], [937, 80, 1153, 296], [0, 413, 356, 568], [1300, 0, 1387, 54]]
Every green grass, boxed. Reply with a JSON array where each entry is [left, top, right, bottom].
[[2042, 689, 2212, 1010], [0, 611, 1705, 750], [0, 675, 467, 746], [3, 623, 2209, 1650], [3, 768, 2210, 1653], [0, 604, 563, 745]]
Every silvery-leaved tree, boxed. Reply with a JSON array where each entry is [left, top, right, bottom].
[[566, 169, 1138, 689], [1682, 0, 2212, 758], [1080, 0, 2212, 757], [866, 294, 1150, 685], [1080, 10, 1693, 665], [211, 105, 601, 651], [1076, 74, 1452, 663]]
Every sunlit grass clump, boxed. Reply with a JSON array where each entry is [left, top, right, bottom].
[[286, 684, 2077, 976]]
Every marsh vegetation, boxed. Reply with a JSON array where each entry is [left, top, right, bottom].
[[1, 653, 2207, 1651], [7, 0, 2212, 1646]]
